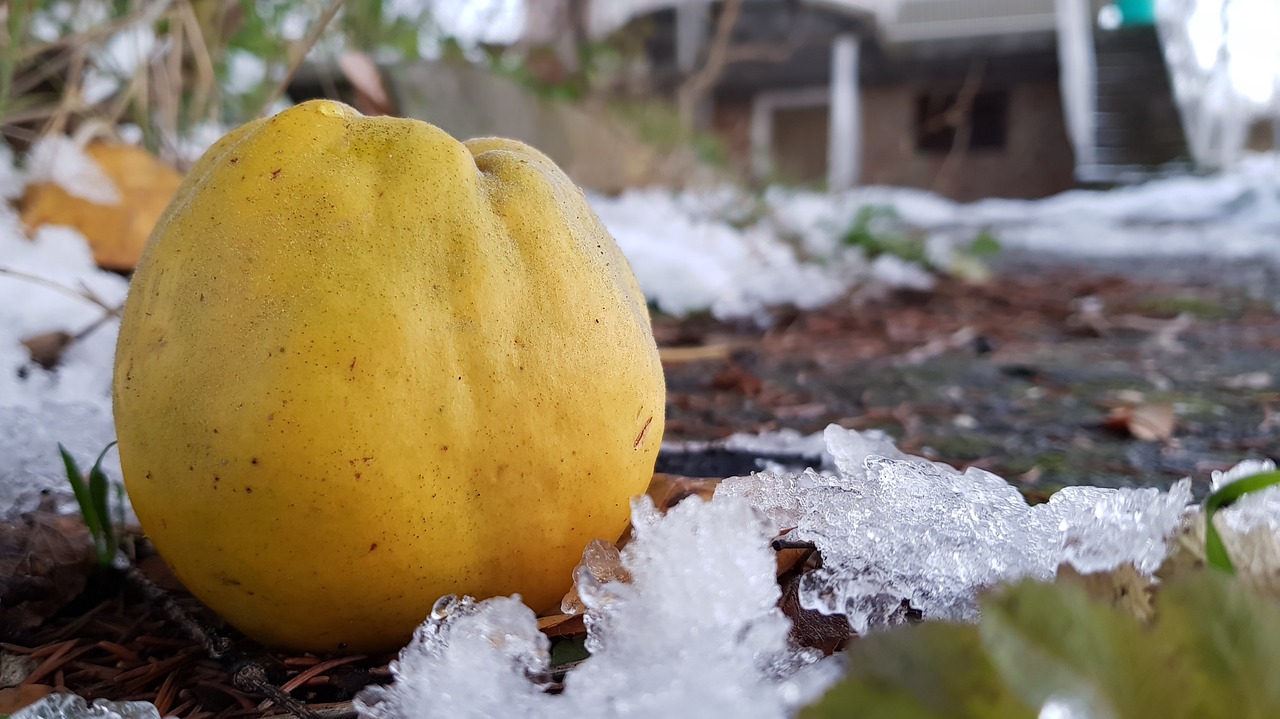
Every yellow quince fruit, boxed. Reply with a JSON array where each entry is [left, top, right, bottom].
[[113, 100, 665, 652]]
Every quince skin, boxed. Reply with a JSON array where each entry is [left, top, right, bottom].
[[113, 100, 665, 652]]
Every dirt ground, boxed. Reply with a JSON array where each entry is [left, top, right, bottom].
[[655, 254, 1280, 496]]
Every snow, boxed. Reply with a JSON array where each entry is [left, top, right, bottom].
[[1, 142, 125, 516], [1210, 458, 1280, 534], [354, 496, 838, 719], [595, 154, 1280, 322]]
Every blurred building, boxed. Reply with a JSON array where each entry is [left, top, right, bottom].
[[589, 0, 1189, 200]]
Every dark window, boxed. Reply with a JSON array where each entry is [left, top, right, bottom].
[[915, 90, 1009, 152]]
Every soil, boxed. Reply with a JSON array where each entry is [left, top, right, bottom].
[[655, 255, 1280, 497]]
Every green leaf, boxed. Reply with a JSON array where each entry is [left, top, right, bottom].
[[979, 580, 1191, 719], [1204, 470, 1280, 572], [58, 441, 121, 568], [968, 231, 1002, 258], [59, 444, 105, 545], [549, 635, 590, 667], [802, 622, 1034, 719], [806, 574, 1280, 718], [1155, 572, 1280, 717]]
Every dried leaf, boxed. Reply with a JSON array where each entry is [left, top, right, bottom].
[[645, 473, 721, 511], [1103, 403, 1175, 441], [711, 361, 763, 396], [21, 143, 182, 271], [779, 572, 852, 655], [0, 499, 97, 636], [536, 614, 586, 639], [0, 685, 55, 714], [20, 331, 73, 370], [1056, 563, 1155, 623], [337, 52, 395, 116]]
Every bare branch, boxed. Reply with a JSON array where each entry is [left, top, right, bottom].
[[677, 0, 746, 132]]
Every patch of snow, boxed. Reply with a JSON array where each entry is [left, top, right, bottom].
[[589, 155, 1280, 320], [0, 203, 125, 515], [590, 188, 852, 320], [716, 425, 1194, 634], [1210, 458, 1280, 533], [24, 136, 119, 205], [722, 428, 830, 466], [354, 496, 838, 719]]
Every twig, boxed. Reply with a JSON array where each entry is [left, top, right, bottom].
[[0, 266, 121, 314], [257, 0, 346, 117], [931, 58, 986, 195], [121, 564, 323, 719], [677, 0, 745, 133]]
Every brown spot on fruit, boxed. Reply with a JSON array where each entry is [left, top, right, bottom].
[[633, 416, 653, 449]]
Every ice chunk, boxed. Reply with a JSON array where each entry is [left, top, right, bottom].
[[1209, 459, 1280, 534], [1046, 481, 1193, 575], [13, 694, 160, 719], [717, 425, 1196, 634], [356, 496, 838, 719]]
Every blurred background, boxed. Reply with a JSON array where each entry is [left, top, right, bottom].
[[2, 0, 1278, 200]]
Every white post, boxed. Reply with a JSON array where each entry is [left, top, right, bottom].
[[1056, 0, 1098, 177], [828, 33, 860, 191]]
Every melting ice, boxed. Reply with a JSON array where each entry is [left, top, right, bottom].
[[716, 425, 1193, 634]]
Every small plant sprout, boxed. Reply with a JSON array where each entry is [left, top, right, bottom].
[[59, 441, 126, 569], [1203, 467, 1280, 573]]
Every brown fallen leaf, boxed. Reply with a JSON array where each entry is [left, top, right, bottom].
[[779, 572, 852, 655], [536, 613, 586, 638], [0, 497, 98, 636], [337, 52, 395, 116], [645, 473, 722, 511], [21, 142, 182, 272], [711, 361, 763, 396], [0, 684, 55, 714], [20, 331, 73, 370], [1103, 403, 1175, 441]]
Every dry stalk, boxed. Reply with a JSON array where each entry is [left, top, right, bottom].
[[257, 0, 346, 117]]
